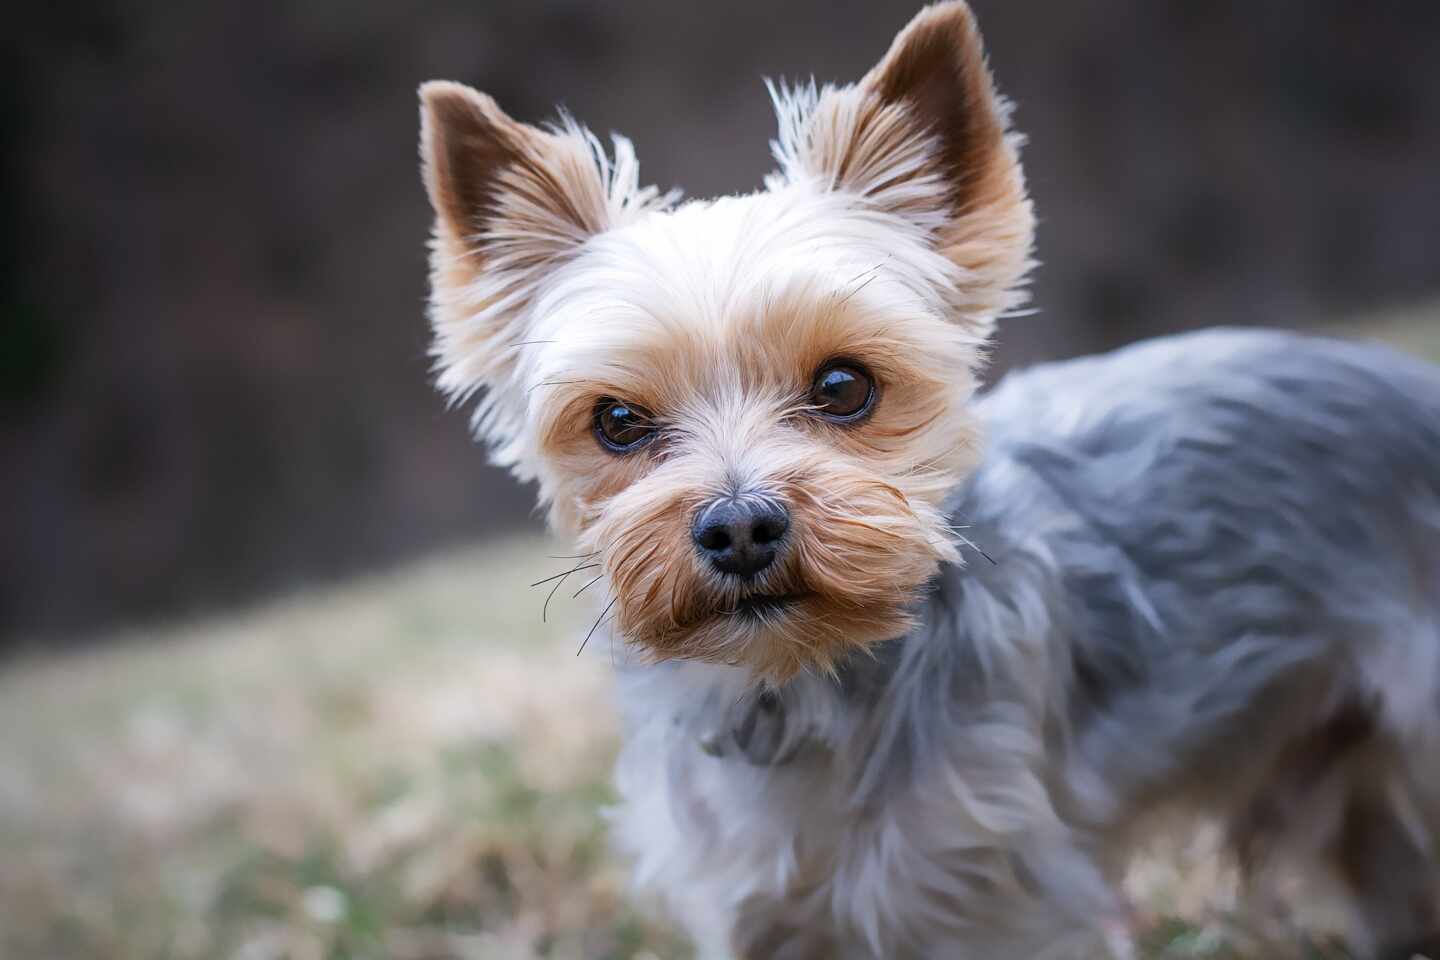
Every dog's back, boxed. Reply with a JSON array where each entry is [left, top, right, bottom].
[[974, 327, 1440, 726], [964, 327, 1440, 955]]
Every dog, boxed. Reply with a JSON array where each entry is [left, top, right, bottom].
[[415, 3, 1440, 957]]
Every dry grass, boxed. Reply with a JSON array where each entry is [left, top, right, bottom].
[[0, 540, 684, 960], [1, 311, 1435, 960], [0, 536, 1349, 960]]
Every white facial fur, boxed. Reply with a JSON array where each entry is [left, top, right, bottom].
[[419, 2, 1033, 676]]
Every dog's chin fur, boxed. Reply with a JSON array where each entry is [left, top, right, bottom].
[[417, 3, 1440, 958], [589, 442, 956, 679]]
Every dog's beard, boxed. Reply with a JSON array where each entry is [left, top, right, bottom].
[[587, 459, 957, 681]]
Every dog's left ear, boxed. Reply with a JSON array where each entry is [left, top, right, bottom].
[[769, 1, 1033, 321]]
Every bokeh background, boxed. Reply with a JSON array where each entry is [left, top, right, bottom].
[[2, 2, 1439, 958]]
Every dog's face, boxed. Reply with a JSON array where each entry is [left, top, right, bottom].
[[418, 2, 1032, 679]]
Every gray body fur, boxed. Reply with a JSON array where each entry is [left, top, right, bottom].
[[610, 329, 1440, 959]]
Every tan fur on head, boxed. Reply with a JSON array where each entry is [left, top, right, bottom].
[[418, 2, 1031, 680]]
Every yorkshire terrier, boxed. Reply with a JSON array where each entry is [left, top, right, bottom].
[[416, 3, 1440, 957]]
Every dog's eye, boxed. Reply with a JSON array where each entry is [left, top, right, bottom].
[[594, 398, 657, 453], [809, 361, 875, 421]]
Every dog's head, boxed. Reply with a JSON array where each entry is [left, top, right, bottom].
[[418, 2, 1031, 679]]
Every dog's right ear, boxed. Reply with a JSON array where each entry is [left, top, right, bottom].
[[418, 82, 668, 465], [420, 82, 616, 266]]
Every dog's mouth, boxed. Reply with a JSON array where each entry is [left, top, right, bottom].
[[721, 592, 810, 621]]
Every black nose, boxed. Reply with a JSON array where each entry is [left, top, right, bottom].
[[692, 496, 790, 578]]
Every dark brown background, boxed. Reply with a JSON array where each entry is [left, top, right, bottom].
[[4, 0, 1438, 646]]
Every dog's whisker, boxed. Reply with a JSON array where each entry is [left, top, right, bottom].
[[576, 595, 618, 656], [572, 573, 605, 598], [530, 563, 598, 587], [542, 567, 583, 624], [835, 273, 879, 306], [526, 379, 584, 396], [847, 264, 882, 285], [955, 533, 997, 565]]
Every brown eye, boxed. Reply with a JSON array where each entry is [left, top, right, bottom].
[[809, 361, 875, 421], [594, 398, 657, 453]]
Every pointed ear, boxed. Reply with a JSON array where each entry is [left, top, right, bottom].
[[418, 82, 668, 465], [769, 1, 1033, 321], [420, 81, 618, 263]]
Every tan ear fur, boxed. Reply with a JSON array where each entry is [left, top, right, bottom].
[[420, 82, 623, 265], [769, 1, 1034, 321], [417, 82, 670, 464]]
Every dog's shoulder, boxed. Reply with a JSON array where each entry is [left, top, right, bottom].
[[974, 327, 1440, 499], [981, 327, 1439, 449], [946, 326, 1440, 664]]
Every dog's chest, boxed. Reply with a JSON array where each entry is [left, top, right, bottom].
[[609, 662, 867, 911]]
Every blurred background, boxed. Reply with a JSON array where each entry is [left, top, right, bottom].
[[2, 1, 1438, 958]]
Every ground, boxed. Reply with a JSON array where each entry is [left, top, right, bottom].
[[1, 315, 1435, 960]]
